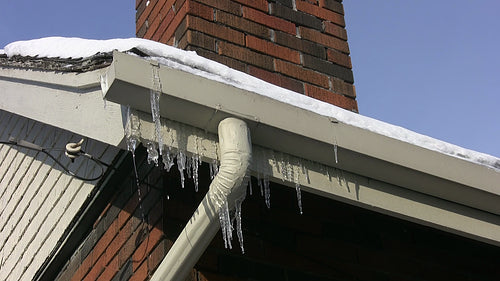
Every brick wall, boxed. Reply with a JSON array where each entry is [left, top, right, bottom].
[[191, 180, 500, 281], [57, 149, 500, 281], [55, 151, 169, 281], [136, 0, 358, 112]]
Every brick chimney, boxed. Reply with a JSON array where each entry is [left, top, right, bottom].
[[136, 0, 357, 112]]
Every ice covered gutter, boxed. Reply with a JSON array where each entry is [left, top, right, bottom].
[[3, 37, 499, 170]]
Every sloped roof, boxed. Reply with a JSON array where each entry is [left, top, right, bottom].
[[2, 37, 499, 170]]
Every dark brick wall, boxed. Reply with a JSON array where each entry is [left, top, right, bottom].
[[59, 149, 500, 281], [135, 0, 358, 112], [55, 150, 168, 281]]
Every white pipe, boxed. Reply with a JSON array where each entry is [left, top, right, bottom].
[[150, 117, 252, 281]]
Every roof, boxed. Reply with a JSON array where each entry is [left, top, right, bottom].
[[3, 37, 498, 170], [1, 37, 499, 246]]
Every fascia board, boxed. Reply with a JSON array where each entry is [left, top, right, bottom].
[[135, 111, 500, 246], [103, 51, 500, 216], [0, 66, 126, 147]]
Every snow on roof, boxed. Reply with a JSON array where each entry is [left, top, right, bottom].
[[0, 49, 5, 55], [3, 37, 499, 170]]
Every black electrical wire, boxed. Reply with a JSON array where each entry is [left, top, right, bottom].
[[0, 138, 108, 181]]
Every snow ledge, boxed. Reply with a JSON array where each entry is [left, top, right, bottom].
[[3, 37, 499, 171]]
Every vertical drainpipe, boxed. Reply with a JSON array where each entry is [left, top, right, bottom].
[[150, 117, 252, 281]]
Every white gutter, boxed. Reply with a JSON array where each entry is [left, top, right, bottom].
[[150, 117, 251, 281]]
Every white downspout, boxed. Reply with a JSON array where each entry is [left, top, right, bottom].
[[150, 117, 252, 281]]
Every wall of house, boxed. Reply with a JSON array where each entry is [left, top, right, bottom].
[[135, 0, 358, 112], [57, 156, 500, 281], [0, 110, 119, 281]]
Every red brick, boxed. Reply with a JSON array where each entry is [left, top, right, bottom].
[[296, 0, 345, 27], [187, 0, 214, 21], [194, 0, 242, 16], [147, 240, 170, 271], [130, 260, 148, 281], [105, 222, 134, 265], [182, 30, 217, 51], [299, 26, 349, 53], [136, 0, 143, 10], [93, 219, 118, 263], [331, 77, 356, 98], [323, 21, 347, 40], [144, 0, 175, 39], [275, 59, 330, 88], [70, 255, 93, 281], [159, 2, 189, 43], [233, 0, 268, 12], [82, 253, 107, 281], [243, 7, 296, 35], [136, 0, 162, 34], [218, 41, 274, 70], [132, 222, 164, 271], [118, 194, 140, 229], [274, 31, 326, 59], [93, 200, 114, 229], [304, 83, 358, 111], [246, 35, 301, 64], [151, 8, 176, 41], [216, 10, 271, 39], [327, 48, 352, 68], [248, 66, 304, 94], [96, 255, 119, 281], [319, 0, 344, 15], [188, 15, 245, 45]]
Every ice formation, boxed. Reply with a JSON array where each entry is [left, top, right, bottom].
[[125, 106, 145, 223]]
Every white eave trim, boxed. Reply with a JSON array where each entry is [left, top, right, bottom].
[[103, 51, 500, 214], [101, 51, 500, 246], [1, 51, 499, 246]]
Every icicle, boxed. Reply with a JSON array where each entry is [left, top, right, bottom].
[[287, 160, 293, 182], [218, 201, 233, 250], [257, 174, 263, 196], [124, 106, 145, 223], [235, 199, 245, 253], [295, 183, 303, 215], [162, 146, 175, 171], [280, 159, 287, 182], [334, 143, 338, 164], [177, 150, 186, 188], [294, 165, 303, 214], [209, 159, 219, 180], [192, 154, 200, 192], [150, 64, 164, 156], [263, 176, 271, 208], [146, 141, 159, 166], [125, 106, 141, 153], [100, 73, 108, 108], [248, 176, 253, 196], [300, 161, 310, 183], [186, 156, 193, 179]]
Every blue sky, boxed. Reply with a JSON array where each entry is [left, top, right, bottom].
[[1, 1, 498, 157]]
